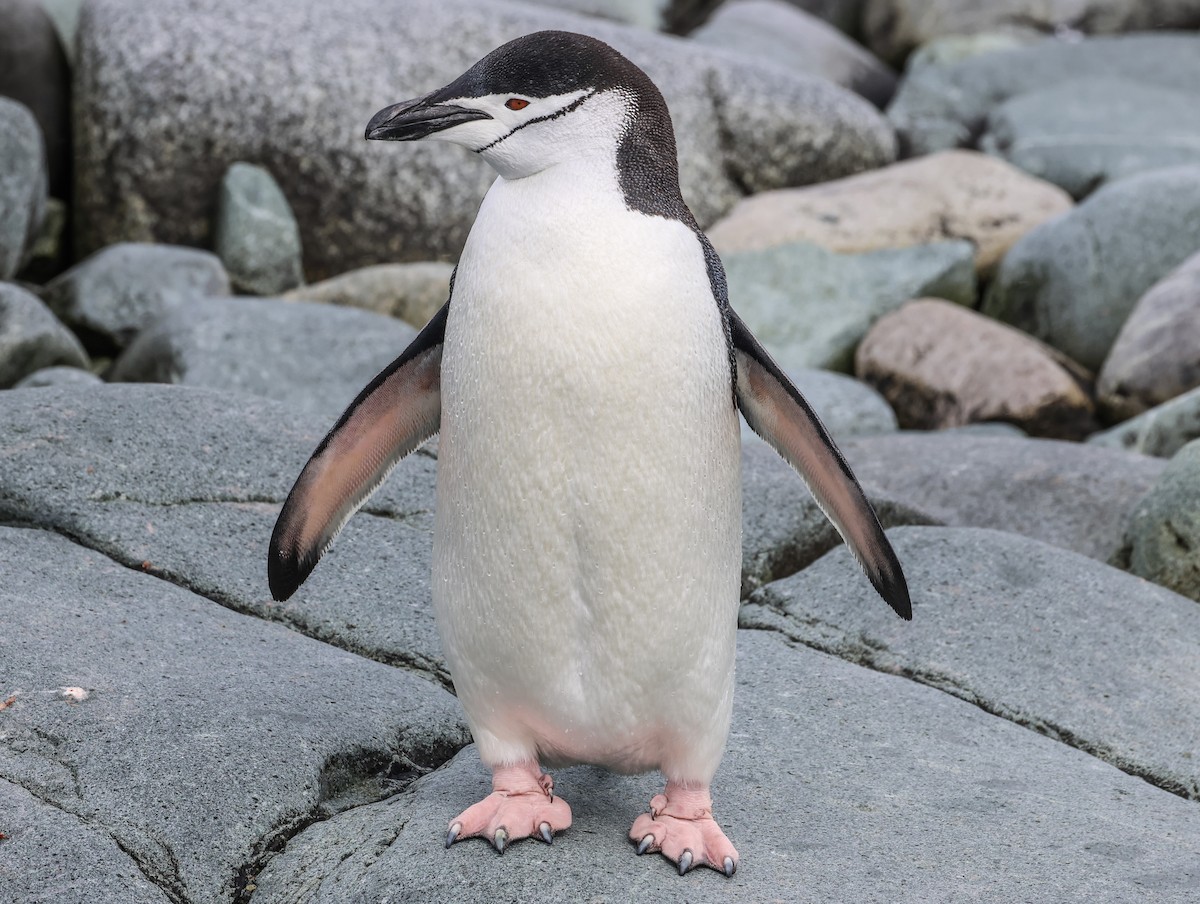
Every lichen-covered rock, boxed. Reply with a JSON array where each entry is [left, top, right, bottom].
[[981, 166, 1200, 371], [1088, 386, 1200, 459], [855, 298, 1095, 439], [0, 282, 88, 387], [1097, 251, 1200, 421], [213, 162, 304, 295], [283, 261, 453, 328], [39, 243, 231, 354], [74, 0, 895, 278], [707, 150, 1071, 277], [0, 97, 47, 280]]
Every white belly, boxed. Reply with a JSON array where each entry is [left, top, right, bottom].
[[432, 170, 741, 781]]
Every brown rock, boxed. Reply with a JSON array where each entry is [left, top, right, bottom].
[[282, 262, 453, 329], [855, 298, 1096, 439], [706, 150, 1071, 277], [1097, 250, 1200, 421]]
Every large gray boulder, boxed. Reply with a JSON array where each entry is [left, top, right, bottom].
[[213, 162, 304, 296], [691, 0, 897, 107], [0, 282, 88, 386], [980, 77, 1200, 198], [863, 0, 1200, 65], [249, 628, 1200, 902], [744, 526, 1200, 799], [743, 366, 897, 445], [0, 96, 47, 280], [1118, 439, 1200, 602], [0, 526, 468, 904], [39, 243, 231, 354], [1097, 250, 1200, 420], [726, 239, 975, 372], [981, 166, 1200, 371], [889, 33, 1200, 157], [1088, 385, 1200, 458], [74, 0, 896, 278], [110, 296, 418, 416]]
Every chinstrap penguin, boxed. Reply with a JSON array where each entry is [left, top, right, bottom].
[[269, 30, 910, 878]]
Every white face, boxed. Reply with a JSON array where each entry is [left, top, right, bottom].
[[423, 88, 634, 180]]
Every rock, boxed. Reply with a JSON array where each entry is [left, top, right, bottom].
[[691, 0, 897, 107], [250, 628, 1200, 902], [213, 162, 304, 295], [0, 282, 88, 387], [74, 0, 895, 277], [1097, 250, 1200, 420], [0, 0, 71, 197], [862, 0, 1200, 65], [1088, 386, 1200, 458], [725, 239, 975, 372], [1118, 439, 1200, 602], [744, 526, 1200, 800], [742, 366, 896, 445], [283, 261, 453, 328], [707, 150, 1071, 277], [0, 778, 172, 904], [980, 78, 1200, 199], [904, 31, 1042, 73], [520, 0, 716, 30], [110, 296, 417, 416], [855, 298, 1095, 439], [12, 364, 102, 388], [782, 0, 866, 34], [0, 97, 47, 280], [38, 0, 84, 64], [0, 525, 467, 904], [39, 243, 231, 354], [889, 33, 1200, 157], [981, 166, 1200, 371], [17, 196, 67, 282]]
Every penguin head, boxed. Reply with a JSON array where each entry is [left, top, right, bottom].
[[366, 31, 673, 182]]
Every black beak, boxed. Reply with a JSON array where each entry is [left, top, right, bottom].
[[365, 92, 492, 141]]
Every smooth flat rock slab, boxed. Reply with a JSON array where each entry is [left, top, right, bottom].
[[0, 778, 172, 904], [981, 165, 1200, 371], [0, 526, 469, 904], [250, 629, 1200, 902], [980, 77, 1200, 199], [110, 296, 417, 417], [743, 527, 1200, 799], [725, 239, 976, 372], [889, 33, 1200, 157], [708, 150, 1071, 277], [1089, 385, 1200, 458], [839, 432, 1164, 564], [1098, 250, 1200, 420], [855, 298, 1095, 439], [76, 0, 894, 278]]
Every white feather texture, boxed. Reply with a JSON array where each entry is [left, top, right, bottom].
[[432, 91, 741, 785]]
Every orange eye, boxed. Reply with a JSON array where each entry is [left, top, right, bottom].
[[505, 98, 529, 111]]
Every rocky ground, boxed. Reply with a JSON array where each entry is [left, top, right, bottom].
[[3, 0, 1200, 901]]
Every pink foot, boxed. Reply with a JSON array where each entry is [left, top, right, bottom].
[[629, 782, 738, 877], [446, 761, 572, 853]]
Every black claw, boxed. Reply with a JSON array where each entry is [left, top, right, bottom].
[[678, 850, 694, 875], [539, 822, 553, 845], [723, 856, 736, 877], [637, 834, 654, 855], [445, 823, 460, 848]]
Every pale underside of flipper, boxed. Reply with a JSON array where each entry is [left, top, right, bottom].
[[728, 309, 911, 620], [268, 301, 449, 601]]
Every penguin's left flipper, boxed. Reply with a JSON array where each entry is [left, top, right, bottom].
[[729, 310, 912, 620], [267, 301, 449, 602]]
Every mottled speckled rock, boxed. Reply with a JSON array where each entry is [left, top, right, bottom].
[[708, 150, 1071, 277], [726, 239, 975, 372], [855, 299, 1095, 439], [0, 282, 88, 387], [0, 97, 47, 280], [889, 33, 1200, 157], [74, 0, 895, 277], [1089, 386, 1200, 459], [283, 261, 452, 328], [1097, 251, 1200, 420], [39, 243, 230, 354], [691, 0, 897, 106], [981, 166, 1200, 371], [980, 78, 1200, 198], [213, 162, 304, 295], [1118, 439, 1200, 602]]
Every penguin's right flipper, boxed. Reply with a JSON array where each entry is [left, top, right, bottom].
[[729, 311, 911, 620], [268, 302, 448, 602]]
